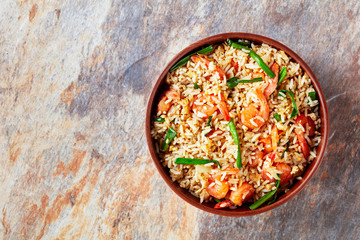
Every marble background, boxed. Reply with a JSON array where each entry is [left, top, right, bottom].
[[0, 0, 359, 239]]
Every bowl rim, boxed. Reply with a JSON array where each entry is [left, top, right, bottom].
[[145, 32, 329, 217]]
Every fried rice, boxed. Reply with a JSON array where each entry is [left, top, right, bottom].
[[151, 41, 321, 207]]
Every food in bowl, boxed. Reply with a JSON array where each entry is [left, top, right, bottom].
[[150, 39, 322, 210]]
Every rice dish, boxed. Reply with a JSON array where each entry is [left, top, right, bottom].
[[151, 40, 321, 209]]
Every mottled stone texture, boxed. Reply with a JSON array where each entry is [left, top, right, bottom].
[[0, 0, 359, 239]]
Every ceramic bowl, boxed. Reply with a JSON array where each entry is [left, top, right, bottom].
[[145, 32, 329, 217]]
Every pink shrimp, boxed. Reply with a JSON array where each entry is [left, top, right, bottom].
[[157, 89, 180, 114], [192, 92, 230, 121], [263, 63, 280, 99], [239, 88, 269, 129], [191, 55, 226, 80]]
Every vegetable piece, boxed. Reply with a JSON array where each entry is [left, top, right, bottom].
[[295, 114, 316, 136], [273, 113, 281, 122], [205, 129, 214, 137], [294, 114, 316, 159], [214, 200, 234, 209], [229, 183, 255, 206], [214, 198, 222, 203], [194, 83, 200, 89], [161, 127, 177, 151], [261, 151, 277, 182], [308, 91, 317, 101], [277, 67, 287, 87], [154, 117, 165, 122], [267, 195, 277, 205], [249, 177, 280, 210], [228, 119, 242, 169], [169, 45, 214, 72], [227, 77, 263, 89], [298, 133, 309, 159], [175, 158, 221, 169], [275, 163, 292, 186], [271, 125, 279, 151], [278, 90, 298, 119], [237, 40, 251, 47], [207, 115, 213, 127], [227, 39, 275, 78], [281, 142, 290, 159]]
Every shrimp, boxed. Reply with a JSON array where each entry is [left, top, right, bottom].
[[221, 167, 240, 175], [295, 114, 316, 159], [275, 163, 292, 186], [229, 182, 255, 206], [157, 89, 180, 114], [206, 172, 229, 199], [247, 149, 264, 167], [259, 125, 279, 154], [240, 88, 269, 129], [191, 55, 226, 80], [259, 136, 273, 153], [263, 63, 280, 99], [192, 92, 230, 121]]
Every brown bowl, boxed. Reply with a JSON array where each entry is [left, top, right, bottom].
[[145, 33, 329, 217]]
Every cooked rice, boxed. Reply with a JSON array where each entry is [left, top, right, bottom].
[[151, 42, 321, 205]]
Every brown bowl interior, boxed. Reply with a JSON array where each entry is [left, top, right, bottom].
[[145, 33, 329, 217]]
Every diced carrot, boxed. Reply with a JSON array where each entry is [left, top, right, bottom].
[[275, 163, 292, 186], [295, 114, 316, 136], [271, 125, 279, 151]]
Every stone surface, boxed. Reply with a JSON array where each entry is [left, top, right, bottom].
[[0, 0, 359, 239]]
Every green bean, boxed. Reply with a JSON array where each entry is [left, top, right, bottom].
[[227, 77, 263, 89], [308, 92, 317, 101], [207, 116, 213, 127], [175, 158, 221, 169], [278, 90, 298, 119], [227, 39, 275, 78], [169, 45, 214, 72], [273, 113, 281, 122], [249, 176, 280, 210], [228, 119, 242, 169], [281, 142, 290, 159], [161, 127, 177, 151], [277, 67, 287, 87], [154, 117, 165, 122]]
